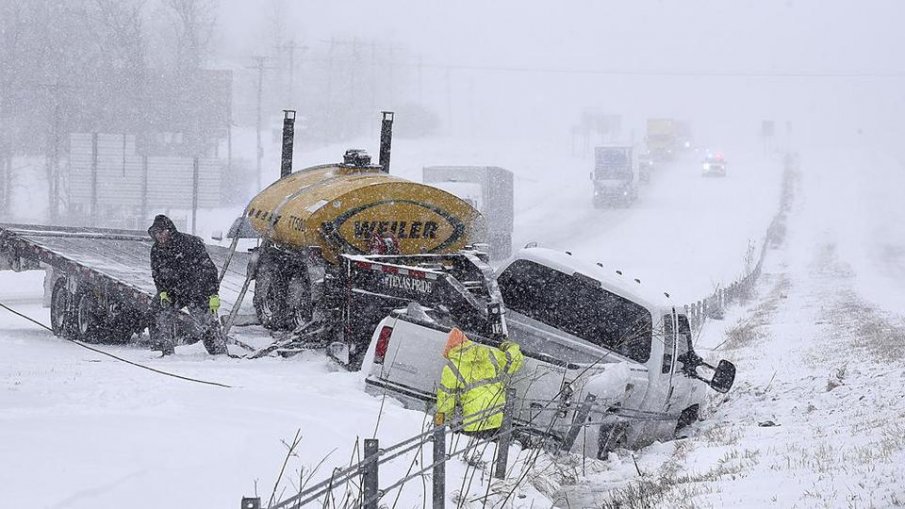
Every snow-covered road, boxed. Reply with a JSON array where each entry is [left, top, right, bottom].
[[2, 138, 902, 508]]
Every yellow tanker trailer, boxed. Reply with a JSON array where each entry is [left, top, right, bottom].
[[242, 115, 487, 338]]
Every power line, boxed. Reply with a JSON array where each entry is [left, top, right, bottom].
[[297, 56, 905, 79], [0, 299, 231, 388]]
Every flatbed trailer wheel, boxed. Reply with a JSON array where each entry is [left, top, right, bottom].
[[50, 278, 75, 338], [75, 289, 108, 343]]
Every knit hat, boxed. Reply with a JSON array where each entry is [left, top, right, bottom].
[[443, 327, 469, 358], [148, 214, 177, 240]]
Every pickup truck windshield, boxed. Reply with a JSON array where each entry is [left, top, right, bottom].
[[497, 260, 652, 363]]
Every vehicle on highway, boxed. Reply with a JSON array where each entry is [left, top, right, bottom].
[[591, 146, 639, 208], [702, 152, 727, 177]]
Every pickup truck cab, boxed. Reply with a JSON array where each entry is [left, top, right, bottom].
[[363, 247, 735, 459]]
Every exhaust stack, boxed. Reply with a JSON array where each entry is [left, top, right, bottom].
[[280, 110, 296, 178], [378, 111, 394, 173]]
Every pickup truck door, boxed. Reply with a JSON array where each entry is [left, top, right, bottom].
[[662, 309, 688, 416], [668, 314, 701, 414]]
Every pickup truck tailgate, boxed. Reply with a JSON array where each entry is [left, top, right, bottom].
[[365, 315, 597, 439], [365, 317, 448, 411]]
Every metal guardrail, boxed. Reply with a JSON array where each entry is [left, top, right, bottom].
[[243, 386, 606, 509]]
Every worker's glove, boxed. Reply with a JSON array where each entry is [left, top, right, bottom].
[[159, 291, 171, 306], [499, 340, 516, 351], [208, 294, 221, 313], [433, 412, 445, 427]]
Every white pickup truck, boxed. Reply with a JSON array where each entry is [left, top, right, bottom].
[[362, 247, 735, 458]]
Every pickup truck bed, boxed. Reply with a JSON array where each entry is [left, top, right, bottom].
[[363, 310, 632, 443]]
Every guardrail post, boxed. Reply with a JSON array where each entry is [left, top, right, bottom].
[[363, 438, 379, 509], [493, 388, 517, 480], [559, 393, 597, 454], [432, 426, 446, 509], [240, 497, 261, 509]]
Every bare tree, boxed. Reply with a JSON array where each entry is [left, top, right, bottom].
[[164, 0, 216, 73]]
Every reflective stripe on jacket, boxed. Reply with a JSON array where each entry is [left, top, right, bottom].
[[435, 339, 524, 432]]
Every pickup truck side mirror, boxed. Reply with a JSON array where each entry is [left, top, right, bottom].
[[709, 359, 736, 393], [679, 354, 736, 394]]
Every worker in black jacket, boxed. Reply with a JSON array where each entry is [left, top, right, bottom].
[[147, 214, 226, 355]]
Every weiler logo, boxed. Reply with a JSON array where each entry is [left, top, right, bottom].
[[326, 200, 467, 254], [353, 220, 439, 240]]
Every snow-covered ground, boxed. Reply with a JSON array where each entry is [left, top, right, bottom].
[[2, 137, 903, 508], [556, 146, 905, 508]]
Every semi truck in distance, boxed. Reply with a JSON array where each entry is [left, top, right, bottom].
[[646, 118, 678, 162], [591, 146, 639, 208]]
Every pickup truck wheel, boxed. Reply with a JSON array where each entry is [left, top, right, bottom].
[[254, 264, 290, 330], [50, 278, 76, 338], [675, 405, 700, 433], [597, 422, 629, 458]]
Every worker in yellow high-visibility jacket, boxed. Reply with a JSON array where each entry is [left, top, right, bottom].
[[434, 328, 524, 439]]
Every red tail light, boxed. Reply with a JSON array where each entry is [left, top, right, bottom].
[[374, 326, 393, 364]]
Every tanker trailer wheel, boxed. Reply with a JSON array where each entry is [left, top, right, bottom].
[[286, 272, 313, 330], [50, 278, 76, 339], [254, 263, 291, 330]]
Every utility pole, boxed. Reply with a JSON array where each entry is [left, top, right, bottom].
[[277, 40, 307, 109], [418, 56, 424, 103], [327, 37, 336, 107], [287, 40, 295, 103], [249, 56, 266, 190]]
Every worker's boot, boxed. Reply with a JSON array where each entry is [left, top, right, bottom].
[[149, 307, 177, 356], [202, 324, 228, 355], [157, 340, 176, 356]]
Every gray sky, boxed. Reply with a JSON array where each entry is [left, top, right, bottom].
[[217, 0, 905, 145]]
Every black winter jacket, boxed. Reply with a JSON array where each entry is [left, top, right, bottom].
[[148, 215, 219, 304]]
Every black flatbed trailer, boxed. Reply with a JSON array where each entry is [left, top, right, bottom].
[[0, 223, 253, 346]]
